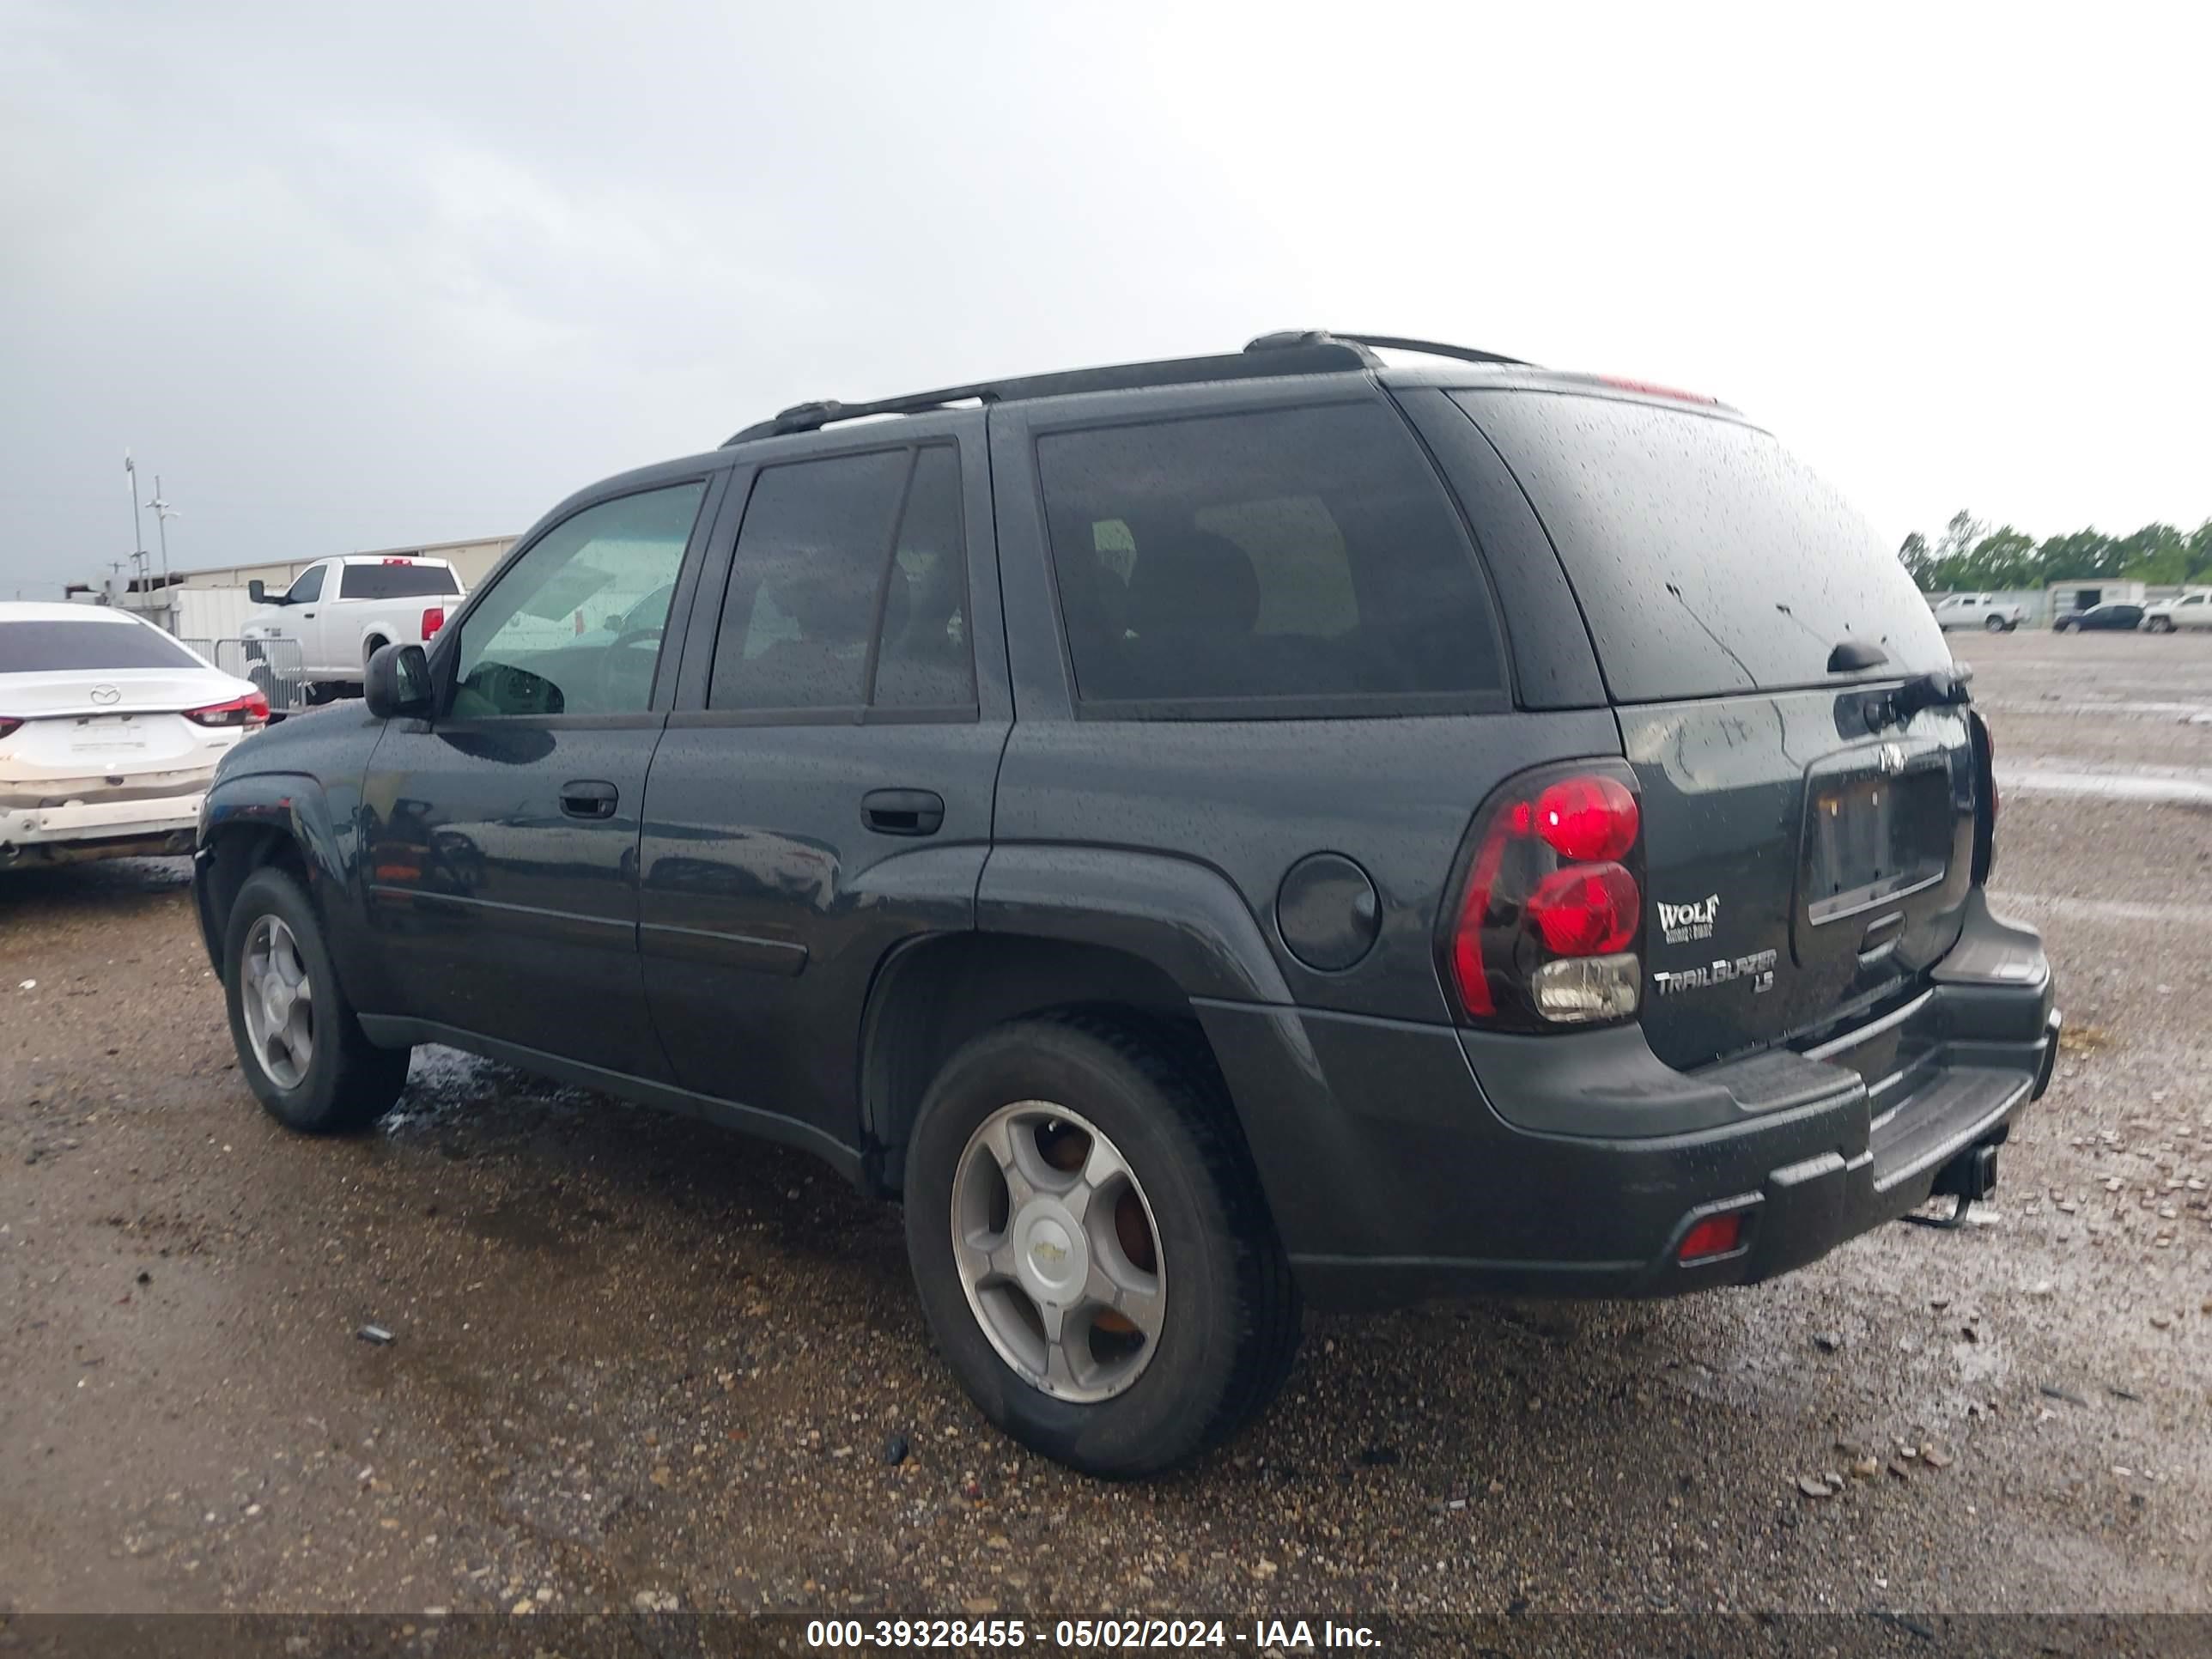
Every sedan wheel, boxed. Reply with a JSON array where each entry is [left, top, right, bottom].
[[240, 914, 314, 1089]]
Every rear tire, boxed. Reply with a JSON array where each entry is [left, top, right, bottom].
[[903, 1014, 1299, 1478], [223, 866, 410, 1133]]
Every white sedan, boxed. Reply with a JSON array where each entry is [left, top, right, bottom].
[[1, 603, 267, 867]]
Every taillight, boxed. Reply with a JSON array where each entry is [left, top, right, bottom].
[[185, 692, 269, 730], [1969, 709, 1997, 884], [0, 717, 21, 741], [421, 606, 446, 640], [1443, 760, 1644, 1029]]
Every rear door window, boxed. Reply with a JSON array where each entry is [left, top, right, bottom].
[[708, 443, 976, 714], [1454, 391, 1950, 703], [872, 446, 975, 708], [1035, 402, 1505, 713], [339, 562, 462, 599]]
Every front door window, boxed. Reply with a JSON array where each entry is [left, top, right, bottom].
[[450, 482, 707, 717]]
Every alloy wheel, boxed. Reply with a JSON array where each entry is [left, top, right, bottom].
[[950, 1101, 1165, 1402], [240, 914, 314, 1090]]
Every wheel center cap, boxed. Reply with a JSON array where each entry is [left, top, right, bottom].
[[1012, 1201, 1089, 1306], [262, 979, 289, 1022]]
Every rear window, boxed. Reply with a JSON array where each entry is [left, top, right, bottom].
[[1036, 402, 1504, 711], [1454, 391, 1950, 703], [0, 618, 201, 672], [339, 562, 461, 599]]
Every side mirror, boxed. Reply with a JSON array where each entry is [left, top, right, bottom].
[[247, 580, 269, 605], [364, 642, 434, 720]]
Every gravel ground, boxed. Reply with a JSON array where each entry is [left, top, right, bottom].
[[2, 629, 2207, 1620]]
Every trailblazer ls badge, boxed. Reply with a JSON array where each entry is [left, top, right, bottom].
[[1653, 890, 1776, 997]]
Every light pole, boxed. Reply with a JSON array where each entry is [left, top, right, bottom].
[[124, 452, 146, 605], [145, 475, 179, 620]]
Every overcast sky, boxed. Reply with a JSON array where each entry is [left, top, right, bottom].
[[3, 2, 2208, 596]]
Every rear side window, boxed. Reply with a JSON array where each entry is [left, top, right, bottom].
[[339, 562, 461, 599], [709, 444, 975, 714], [0, 619, 200, 672], [1455, 392, 1950, 703], [1036, 403, 1504, 711]]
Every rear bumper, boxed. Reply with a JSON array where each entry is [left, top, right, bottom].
[[0, 792, 205, 864], [1203, 890, 2056, 1310]]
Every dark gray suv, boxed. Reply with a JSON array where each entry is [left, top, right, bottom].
[[194, 331, 2058, 1476]]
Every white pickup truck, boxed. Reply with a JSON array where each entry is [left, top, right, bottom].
[[2143, 591, 2212, 632], [1929, 592, 2028, 633], [242, 556, 465, 697]]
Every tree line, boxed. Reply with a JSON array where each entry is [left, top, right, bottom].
[[1901, 511, 2212, 592]]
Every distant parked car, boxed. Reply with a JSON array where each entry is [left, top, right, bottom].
[[1931, 592, 2027, 633], [2052, 603, 2144, 633], [2142, 592, 2212, 633], [1, 603, 265, 866]]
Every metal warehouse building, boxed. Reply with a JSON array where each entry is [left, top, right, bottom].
[[160, 535, 518, 596]]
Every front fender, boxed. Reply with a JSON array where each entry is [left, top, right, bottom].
[[194, 771, 377, 999]]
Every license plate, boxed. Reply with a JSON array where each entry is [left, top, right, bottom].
[[70, 717, 147, 754], [1806, 768, 1949, 922]]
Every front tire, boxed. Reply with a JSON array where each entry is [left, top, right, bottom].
[[903, 1015, 1299, 1478], [1984, 614, 2006, 633], [223, 866, 410, 1133], [2150, 616, 2175, 634]]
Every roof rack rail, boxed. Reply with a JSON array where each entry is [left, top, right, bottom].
[[725, 383, 1000, 445], [1248, 330, 1531, 368], [721, 331, 1526, 447]]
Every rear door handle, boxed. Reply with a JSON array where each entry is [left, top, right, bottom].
[[560, 779, 619, 820], [861, 788, 945, 836]]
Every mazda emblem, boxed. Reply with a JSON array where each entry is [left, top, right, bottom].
[[89, 684, 122, 706]]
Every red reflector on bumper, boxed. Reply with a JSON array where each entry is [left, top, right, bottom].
[[1678, 1214, 1743, 1261]]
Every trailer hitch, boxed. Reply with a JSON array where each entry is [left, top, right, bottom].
[[1901, 1140, 2001, 1230]]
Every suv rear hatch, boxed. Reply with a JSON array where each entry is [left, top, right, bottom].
[[1449, 387, 1975, 1073]]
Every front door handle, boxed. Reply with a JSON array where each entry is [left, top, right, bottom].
[[560, 779, 619, 820], [861, 788, 945, 836]]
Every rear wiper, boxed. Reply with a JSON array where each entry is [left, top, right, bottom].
[[1864, 665, 1974, 733]]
